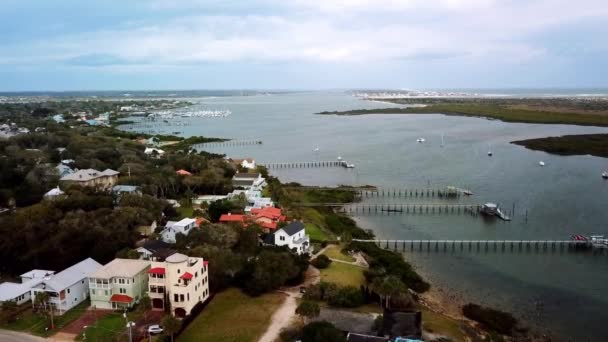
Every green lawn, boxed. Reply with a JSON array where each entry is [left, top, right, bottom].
[[418, 306, 466, 341], [319, 262, 366, 287], [177, 206, 194, 218], [322, 244, 355, 262], [305, 223, 329, 241], [178, 288, 285, 342], [78, 310, 143, 341], [1, 300, 91, 337]]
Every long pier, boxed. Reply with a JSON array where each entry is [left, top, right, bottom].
[[353, 239, 592, 253], [263, 161, 348, 169], [199, 140, 263, 147], [284, 187, 465, 199]]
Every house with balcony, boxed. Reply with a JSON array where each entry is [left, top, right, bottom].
[[30, 258, 102, 315], [264, 221, 310, 255], [148, 253, 210, 318], [60, 168, 119, 190], [231, 173, 266, 190], [88, 259, 150, 310]]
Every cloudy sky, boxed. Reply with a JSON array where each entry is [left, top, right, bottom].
[[1, 0, 608, 90]]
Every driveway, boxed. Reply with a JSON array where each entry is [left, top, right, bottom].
[[0, 330, 47, 342]]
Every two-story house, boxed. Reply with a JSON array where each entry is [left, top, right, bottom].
[[161, 218, 197, 243], [264, 221, 310, 255], [30, 258, 102, 315], [148, 253, 210, 318], [60, 168, 119, 190], [88, 259, 150, 310], [231, 173, 266, 190]]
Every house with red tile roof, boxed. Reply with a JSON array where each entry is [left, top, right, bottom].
[[219, 207, 286, 232], [176, 169, 192, 176]]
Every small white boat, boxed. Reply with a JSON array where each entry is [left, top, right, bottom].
[[314, 147, 320, 152], [416, 138, 425, 143], [539, 161, 545, 167], [602, 171, 608, 179], [487, 151, 493, 157], [337, 156, 342, 161]]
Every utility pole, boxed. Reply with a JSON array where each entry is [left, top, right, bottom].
[[124, 309, 135, 342]]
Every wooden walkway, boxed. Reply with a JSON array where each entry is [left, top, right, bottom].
[[353, 239, 592, 253]]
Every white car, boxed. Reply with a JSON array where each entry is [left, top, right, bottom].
[[148, 324, 164, 335]]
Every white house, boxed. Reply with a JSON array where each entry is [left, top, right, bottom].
[[144, 147, 165, 159], [232, 173, 266, 190], [89, 259, 151, 310], [161, 218, 197, 243], [136, 240, 173, 260], [264, 222, 310, 255], [148, 253, 210, 318], [0, 270, 54, 305], [44, 187, 65, 200], [30, 258, 102, 315]]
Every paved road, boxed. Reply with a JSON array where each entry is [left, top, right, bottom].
[[0, 330, 47, 342]]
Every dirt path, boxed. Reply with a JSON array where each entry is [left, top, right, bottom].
[[257, 292, 298, 342]]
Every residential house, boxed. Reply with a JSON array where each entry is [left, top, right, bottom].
[[112, 185, 142, 201], [56, 164, 74, 178], [136, 240, 174, 260], [161, 218, 197, 243], [176, 169, 192, 176], [44, 187, 65, 200], [228, 157, 256, 170], [231, 173, 266, 190], [89, 259, 151, 310], [30, 258, 102, 315], [148, 253, 210, 318], [144, 147, 165, 159], [219, 207, 285, 231], [60, 168, 119, 190], [264, 221, 310, 254], [0, 270, 55, 305]]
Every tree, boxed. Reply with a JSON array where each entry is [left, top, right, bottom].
[[138, 295, 152, 322], [372, 275, 406, 309], [34, 291, 54, 329], [208, 199, 234, 222], [296, 301, 320, 324], [300, 321, 346, 342], [311, 255, 331, 269], [244, 250, 299, 295], [162, 314, 181, 342]]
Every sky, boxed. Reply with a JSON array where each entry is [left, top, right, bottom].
[[1, 0, 608, 91]]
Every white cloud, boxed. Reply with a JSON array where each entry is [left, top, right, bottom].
[[0, 0, 607, 68]]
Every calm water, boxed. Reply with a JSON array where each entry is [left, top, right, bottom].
[[123, 92, 608, 340]]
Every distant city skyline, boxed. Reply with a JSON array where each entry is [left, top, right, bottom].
[[1, 0, 607, 91]]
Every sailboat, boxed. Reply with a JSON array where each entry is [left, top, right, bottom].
[[313, 147, 320, 152], [416, 138, 425, 143], [539, 161, 546, 167], [487, 145, 493, 157], [602, 171, 608, 179], [440, 133, 445, 147]]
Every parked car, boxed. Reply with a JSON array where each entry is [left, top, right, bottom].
[[148, 324, 164, 335]]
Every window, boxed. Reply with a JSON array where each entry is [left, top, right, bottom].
[[105, 290, 109, 296], [82, 280, 84, 284], [180, 294, 185, 301], [174, 294, 179, 302], [92, 290, 96, 295], [280, 236, 285, 241], [195, 272, 198, 278], [187, 293, 190, 301], [177, 269, 181, 274], [67, 289, 70, 294], [119, 288, 126, 294]]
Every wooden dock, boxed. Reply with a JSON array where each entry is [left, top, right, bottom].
[[353, 239, 592, 253], [198, 140, 263, 147], [262, 161, 348, 169]]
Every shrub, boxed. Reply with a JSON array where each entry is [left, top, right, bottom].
[[327, 286, 365, 308], [301, 321, 346, 342], [462, 303, 517, 335], [311, 255, 332, 269]]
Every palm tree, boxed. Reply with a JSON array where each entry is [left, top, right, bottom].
[[295, 301, 320, 324], [162, 314, 181, 342], [34, 292, 54, 329]]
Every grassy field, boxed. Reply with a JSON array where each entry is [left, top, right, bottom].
[[323, 244, 355, 262], [305, 223, 330, 241], [418, 306, 467, 341], [318, 103, 608, 127], [512, 133, 608, 158], [178, 288, 285, 342], [177, 206, 194, 218], [1, 300, 91, 337], [319, 262, 366, 287]]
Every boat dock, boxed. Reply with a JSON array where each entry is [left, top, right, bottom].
[[262, 161, 353, 169], [198, 140, 263, 147], [353, 239, 593, 253]]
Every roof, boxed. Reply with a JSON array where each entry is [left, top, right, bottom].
[[20, 269, 54, 279], [258, 221, 278, 230], [43, 258, 102, 292], [90, 259, 150, 279], [280, 221, 305, 236], [180, 272, 193, 280], [251, 207, 283, 220], [0, 281, 37, 301], [347, 333, 390, 342], [60, 168, 119, 182], [141, 240, 171, 253], [176, 169, 192, 176], [110, 294, 133, 303], [264, 233, 275, 245], [151, 248, 177, 261], [165, 253, 188, 263], [233, 173, 260, 179], [44, 187, 65, 197], [112, 185, 139, 193], [173, 218, 196, 227], [195, 217, 209, 226], [219, 214, 246, 223], [148, 267, 166, 275]]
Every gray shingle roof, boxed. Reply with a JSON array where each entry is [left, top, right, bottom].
[[60, 168, 119, 182], [281, 221, 305, 236]]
